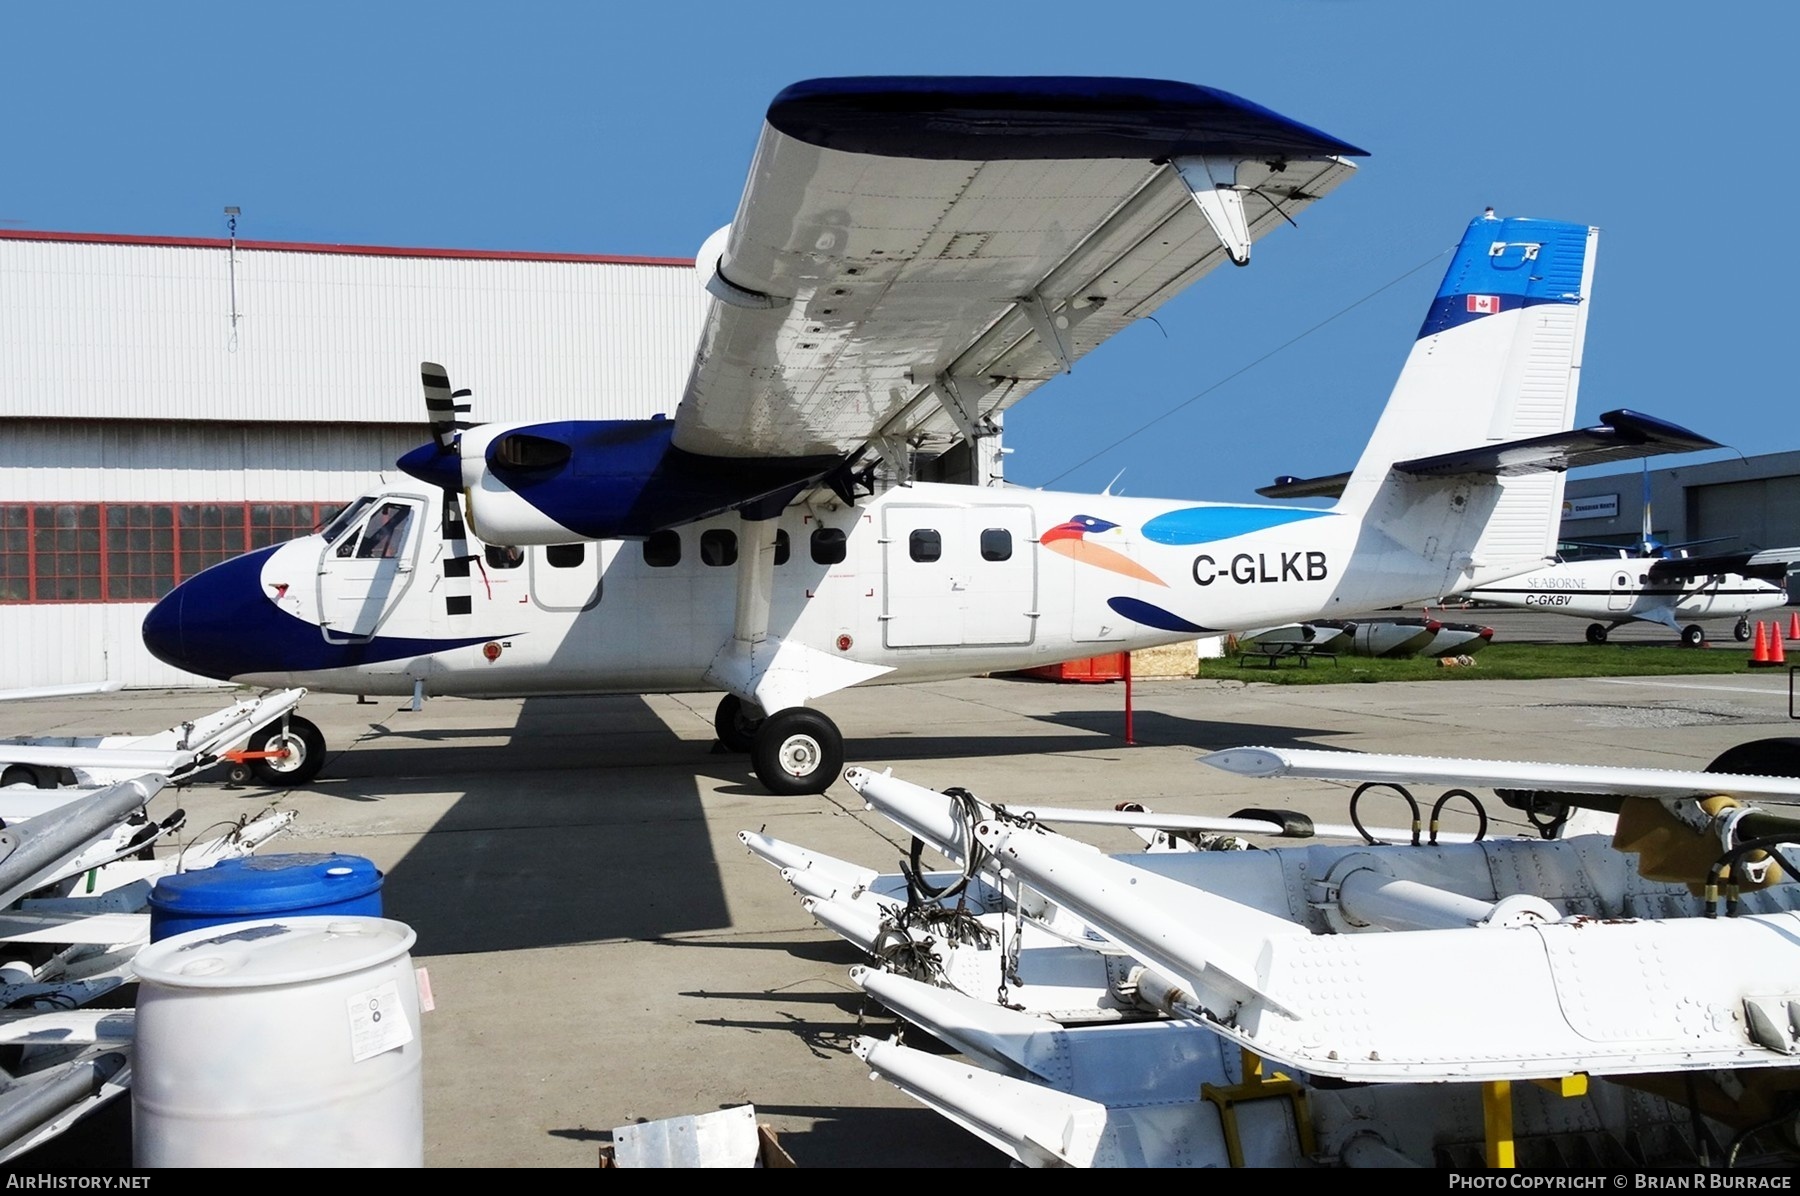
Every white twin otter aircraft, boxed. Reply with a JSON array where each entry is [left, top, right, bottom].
[[141, 76, 1719, 794]]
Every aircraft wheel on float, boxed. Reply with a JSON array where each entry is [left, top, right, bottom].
[[244, 715, 327, 786], [1585, 623, 1608, 645], [1706, 737, 1800, 779], [1735, 618, 1752, 642], [1681, 624, 1705, 648], [0, 765, 43, 789], [713, 694, 763, 754], [752, 708, 843, 796]]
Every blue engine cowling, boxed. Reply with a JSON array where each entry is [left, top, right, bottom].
[[398, 416, 841, 544]]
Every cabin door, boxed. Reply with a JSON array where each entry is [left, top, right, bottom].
[[530, 542, 605, 612], [881, 506, 1036, 648], [1608, 570, 1636, 612], [316, 496, 426, 643]]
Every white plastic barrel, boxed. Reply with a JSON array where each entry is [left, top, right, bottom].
[[131, 916, 423, 1168]]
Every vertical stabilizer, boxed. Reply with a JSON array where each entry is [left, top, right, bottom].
[[1333, 213, 1598, 600]]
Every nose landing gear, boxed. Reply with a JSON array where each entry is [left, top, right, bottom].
[[229, 715, 327, 786]]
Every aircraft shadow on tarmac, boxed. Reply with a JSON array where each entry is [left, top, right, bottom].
[[293, 695, 1343, 957]]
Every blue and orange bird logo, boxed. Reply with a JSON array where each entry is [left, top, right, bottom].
[[1041, 515, 1166, 586]]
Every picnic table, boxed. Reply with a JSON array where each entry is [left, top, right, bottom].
[[1238, 640, 1337, 668]]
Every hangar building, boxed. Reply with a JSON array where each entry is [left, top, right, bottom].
[[1560, 454, 1800, 567], [1, 229, 705, 689]]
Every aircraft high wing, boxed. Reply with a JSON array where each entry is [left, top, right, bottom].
[[677, 76, 1365, 465], [399, 77, 1363, 543]]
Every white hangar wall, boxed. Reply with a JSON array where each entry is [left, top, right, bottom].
[[0, 231, 706, 689]]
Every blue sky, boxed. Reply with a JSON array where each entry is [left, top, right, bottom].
[[6, 2, 1793, 503]]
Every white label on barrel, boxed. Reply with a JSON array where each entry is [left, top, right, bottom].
[[348, 978, 413, 1062]]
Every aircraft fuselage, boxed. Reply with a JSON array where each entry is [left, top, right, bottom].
[[144, 481, 1399, 702]]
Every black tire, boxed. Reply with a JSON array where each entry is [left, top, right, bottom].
[[1735, 619, 1752, 643], [1706, 738, 1800, 779], [1681, 624, 1706, 648], [751, 708, 843, 796], [1585, 624, 1609, 645], [0, 765, 43, 789], [713, 694, 762, 754], [245, 715, 327, 786]]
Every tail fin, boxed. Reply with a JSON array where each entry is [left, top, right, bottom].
[[1334, 212, 1598, 597]]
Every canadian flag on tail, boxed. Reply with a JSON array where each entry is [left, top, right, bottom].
[[1466, 294, 1501, 314]]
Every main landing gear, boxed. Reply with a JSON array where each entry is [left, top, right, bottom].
[[1585, 623, 1609, 645], [1680, 624, 1706, 649], [713, 695, 843, 796]]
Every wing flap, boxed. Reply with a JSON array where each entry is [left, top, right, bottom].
[[677, 77, 1363, 461]]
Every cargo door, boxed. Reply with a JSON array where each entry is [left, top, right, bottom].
[[882, 506, 1036, 648]]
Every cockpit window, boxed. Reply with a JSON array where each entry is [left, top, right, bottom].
[[354, 503, 414, 560], [321, 496, 376, 545]]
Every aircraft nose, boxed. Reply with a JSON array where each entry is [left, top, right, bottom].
[[141, 585, 187, 670], [140, 547, 283, 681]]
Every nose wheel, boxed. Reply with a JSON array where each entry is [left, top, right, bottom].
[[240, 715, 327, 786], [1735, 618, 1752, 643], [751, 708, 843, 796], [1585, 623, 1609, 645]]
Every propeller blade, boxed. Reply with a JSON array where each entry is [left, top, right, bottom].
[[421, 361, 472, 451]]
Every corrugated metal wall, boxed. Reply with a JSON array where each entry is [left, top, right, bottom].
[[1, 422, 436, 688], [1, 236, 705, 424]]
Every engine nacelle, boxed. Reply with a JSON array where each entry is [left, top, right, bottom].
[[397, 417, 840, 545]]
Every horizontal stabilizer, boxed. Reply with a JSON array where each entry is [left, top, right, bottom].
[[1256, 470, 1350, 500], [1258, 409, 1719, 500]]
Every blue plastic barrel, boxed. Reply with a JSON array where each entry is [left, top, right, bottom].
[[148, 853, 384, 941]]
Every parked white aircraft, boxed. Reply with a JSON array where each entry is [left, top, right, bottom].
[[141, 78, 1715, 794], [1461, 549, 1794, 646], [1459, 468, 1796, 645]]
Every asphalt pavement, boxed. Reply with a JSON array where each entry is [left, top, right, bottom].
[[3, 618, 1797, 1169]]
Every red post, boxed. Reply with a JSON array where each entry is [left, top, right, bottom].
[[1123, 651, 1134, 745]]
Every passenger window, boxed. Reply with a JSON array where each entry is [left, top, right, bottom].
[[484, 544, 524, 570], [355, 504, 413, 560], [643, 530, 681, 568], [774, 529, 790, 566], [980, 528, 1012, 562], [701, 529, 738, 567], [546, 544, 585, 568], [909, 529, 941, 563], [811, 527, 847, 565]]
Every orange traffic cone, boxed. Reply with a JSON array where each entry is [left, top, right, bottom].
[[1772, 625, 1789, 665], [1749, 622, 1772, 668], [1789, 611, 1799, 641]]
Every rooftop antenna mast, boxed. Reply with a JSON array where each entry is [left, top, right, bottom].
[[224, 206, 241, 349]]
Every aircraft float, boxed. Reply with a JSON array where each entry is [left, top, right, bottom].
[[142, 77, 1717, 794], [743, 738, 1800, 1167]]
